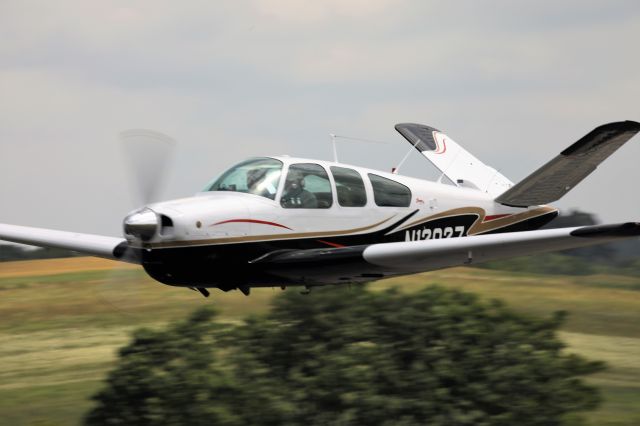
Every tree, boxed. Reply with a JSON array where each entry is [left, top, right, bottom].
[[84, 308, 244, 426], [230, 286, 604, 426], [85, 286, 605, 425]]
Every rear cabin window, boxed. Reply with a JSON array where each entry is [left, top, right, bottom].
[[281, 163, 333, 209], [330, 166, 367, 207], [368, 174, 411, 207]]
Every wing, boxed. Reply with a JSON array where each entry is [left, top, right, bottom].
[[495, 121, 640, 207], [0, 224, 139, 264], [252, 222, 640, 284]]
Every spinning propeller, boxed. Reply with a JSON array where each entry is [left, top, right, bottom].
[[96, 129, 177, 312], [120, 129, 175, 242], [120, 129, 176, 206]]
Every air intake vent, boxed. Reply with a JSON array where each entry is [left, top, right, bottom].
[[159, 215, 174, 236]]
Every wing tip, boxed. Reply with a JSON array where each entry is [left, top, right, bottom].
[[570, 222, 640, 238], [561, 120, 640, 156], [395, 123, 441, 152]]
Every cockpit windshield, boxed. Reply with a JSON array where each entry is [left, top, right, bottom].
[[205, 158, 283, 200]]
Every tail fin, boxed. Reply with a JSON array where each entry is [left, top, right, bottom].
[[495, 121, 640, 207], [395, 123, 513, 196]]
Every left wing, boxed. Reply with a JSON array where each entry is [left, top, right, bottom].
[[253, 223, 640, 283], [0, 224, 139, 264]]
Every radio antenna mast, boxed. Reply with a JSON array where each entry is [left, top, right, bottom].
[[330, 133, 338, 162], [392, 137, 421, 174], [328, 134, 393, 163]]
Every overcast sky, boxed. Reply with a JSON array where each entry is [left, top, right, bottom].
[[1, 1, 639, 237]]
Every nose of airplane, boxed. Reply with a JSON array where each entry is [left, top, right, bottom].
[[123, 208, 159, 241]]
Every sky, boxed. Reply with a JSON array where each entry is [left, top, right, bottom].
[[1, 0, 640, 237]]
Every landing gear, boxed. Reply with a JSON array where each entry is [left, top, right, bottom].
[[464, 250, 473, 265], [189, 287, 210, 298]]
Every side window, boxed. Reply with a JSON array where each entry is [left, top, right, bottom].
[[281, 163, 333, 209], [368, 174, 411, 207], [330, 166, 367, 207]]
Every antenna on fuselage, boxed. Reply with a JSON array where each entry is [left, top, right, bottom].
[[327, 133, 422, 174], [330, 133, 338, 162], [392, 136, 422, 175], [327, 134, 393, 164]]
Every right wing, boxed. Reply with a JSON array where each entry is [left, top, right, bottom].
[[495, 121, 640, 207], [0, 223, 140, 264], [252, 222, 640, 284], [363, 222, 639, 271]]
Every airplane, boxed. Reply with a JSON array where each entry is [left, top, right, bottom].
[[1, 121, 639, 297]]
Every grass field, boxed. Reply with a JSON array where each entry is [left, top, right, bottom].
[[0, 258, 638, 425]]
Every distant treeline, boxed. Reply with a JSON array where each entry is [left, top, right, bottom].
[[0, 244, 79, 262], [479, 210, 640, 276]]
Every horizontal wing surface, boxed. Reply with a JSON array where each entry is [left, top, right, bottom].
[[0, 224, 138, 264], [253, 223, 640, 283], [363, 222, 639, 271], [495, 121, 640, 207]]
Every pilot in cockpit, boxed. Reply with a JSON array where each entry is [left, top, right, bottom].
[[281, 170, 317, 208]]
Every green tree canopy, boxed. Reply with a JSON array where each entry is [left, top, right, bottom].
[[84, 308, 243, 425], [85, 285, 604, 426]]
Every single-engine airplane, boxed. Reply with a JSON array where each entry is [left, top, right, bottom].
[[1, 121, 639, 297]]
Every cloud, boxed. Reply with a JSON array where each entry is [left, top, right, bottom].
[[1, 0, 639, 233]]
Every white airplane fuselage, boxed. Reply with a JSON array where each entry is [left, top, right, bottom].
[[127, 156, 557, 290]]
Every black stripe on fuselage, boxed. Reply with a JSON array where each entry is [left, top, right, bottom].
[[139, 210, 559, 289]]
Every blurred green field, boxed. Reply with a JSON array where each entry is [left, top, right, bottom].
[[0, 258, 638, 425]]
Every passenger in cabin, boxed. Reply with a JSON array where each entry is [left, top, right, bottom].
[[281, 170, 317, 208]]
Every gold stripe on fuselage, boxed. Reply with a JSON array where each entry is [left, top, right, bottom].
[[394, 206, 557, 235]]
